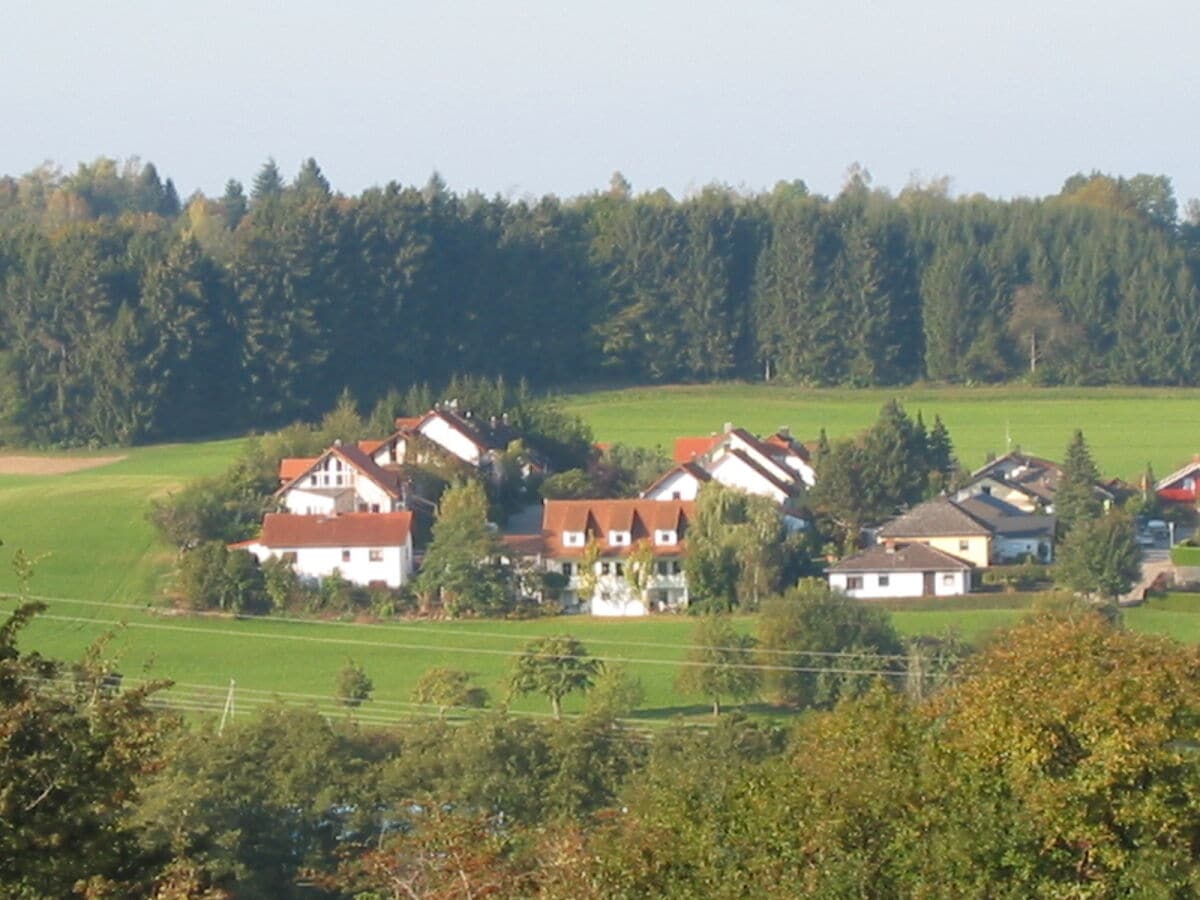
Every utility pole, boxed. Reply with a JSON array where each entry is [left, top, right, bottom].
[[218, 679, 236, 735]]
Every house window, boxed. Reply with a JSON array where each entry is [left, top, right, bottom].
[[600, 562, 611, 575], [671, 491, 682, 500], [958, 539, 969, 552], [369, 549, 383, 562], [560, 562, 574, 576], [370, 503, 380, 513], [281, 551, 297, 563], [310, 475, 318, 486], [672, 561, 682, 575], [615, 562, 624, 576], [846, 576, 863, 590], [341, 549, 351, 563], [323, 475, 330, 486], [878, 575, 890, 587], [941, 573, 955, 586], [335, 459, 343, 472], [656, 561, 669, 575]]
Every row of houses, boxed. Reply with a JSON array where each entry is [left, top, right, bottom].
[[231, 408, 1156, 613]]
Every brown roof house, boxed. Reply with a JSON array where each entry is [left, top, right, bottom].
[[827, 542, 973, 599]]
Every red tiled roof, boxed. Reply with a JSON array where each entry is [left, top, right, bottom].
[[673, 435, 722, 463], [358, 439, 385, 455], [256, 512, 413, 548], [279, 457, 318, 482], [393, 416, 422, 431], [541, 499, 693, 558]]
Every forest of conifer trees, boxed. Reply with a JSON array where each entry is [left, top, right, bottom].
[[0, 157, 1196, 446]]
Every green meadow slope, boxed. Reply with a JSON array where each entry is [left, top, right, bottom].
[[562, 383, 1200, 480], [3, 385, 1200, 719]]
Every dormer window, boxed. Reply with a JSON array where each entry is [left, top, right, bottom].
[[563, 531, 585, 547], [608, 530, 630, 546], [655, 530, 677, 545]]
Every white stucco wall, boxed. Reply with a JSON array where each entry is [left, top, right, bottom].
[[708, 453, 790, 504], [246, 541, 412, 588], [280, 488, 346, 516], [644, 469, 702, 501], [554, 561, 688, 616], [828, 569, 969, 599], [419, 417, 482, 466], [994, 535, 1052, 563]]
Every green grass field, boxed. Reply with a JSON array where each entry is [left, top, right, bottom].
[[562, 383, 1200, 480], [3, 383, 1200, 722]]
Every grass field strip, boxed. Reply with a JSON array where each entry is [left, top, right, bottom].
[[31, 611, 925, 678], [19, 672, 666, 736], [4, 592, 927, 663]]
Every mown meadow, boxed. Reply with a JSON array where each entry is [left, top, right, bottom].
[[2, 384, 1200, 721]]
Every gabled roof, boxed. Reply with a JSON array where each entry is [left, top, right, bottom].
[[715, 447, 799, 498], [275, 443, 405, 500], [419, 408, 516, 455], [1155, 458, 1200, 492], [828, 541, 973, 574], [955, 494, 1056, 537], [541, 499, 694, 558], [393, 416, 423, 431], [254, 512, 413, 548], [878, 497, 992, 539], [279, 457, 318, 482], [674, 435, 723, 463], [357, 439, 385, 456], [971, 451, 1062, 481], [763, 431, 812, 462], [641, 460, 712, 497]]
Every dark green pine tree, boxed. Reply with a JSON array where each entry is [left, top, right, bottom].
[[293, 157, 332, 201], [1055, 429, 1103, 535], [220, 179, 248, 229], [250, 158, 284, 205], [861, 400, 929, 517]]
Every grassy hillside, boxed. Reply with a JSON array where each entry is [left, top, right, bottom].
[[0, 440, 246, 600], [562, 383, 1200, 480], [4, 383, 1200, 722]]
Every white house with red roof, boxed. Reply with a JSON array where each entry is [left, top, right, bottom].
[[276, 442, 408, 516], [235, 511, 415, 588], [533, 499, 694, 616], [645, 424, 811, 527]]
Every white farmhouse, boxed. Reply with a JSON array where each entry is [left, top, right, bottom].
[[827, 542, 973, 600], [236, 511, 415, 589], [277, 443, 407, 516], [645, 424, 810, 505], [539, 499, 694, 617]]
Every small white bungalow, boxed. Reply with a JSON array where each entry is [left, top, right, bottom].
[[236, 511, 415, 588], [827, 542, 973, 600]]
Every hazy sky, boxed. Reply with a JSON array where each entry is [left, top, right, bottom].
[[5, 1, 1198, 205]]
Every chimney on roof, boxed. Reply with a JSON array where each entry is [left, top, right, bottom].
[[779, 426, 790, 439], [883, 538, 896, 554], [501, 412, 509, 425], [490, 415, 498, 429], [724, 421, 733, 434], [333, 438, 343, 448]]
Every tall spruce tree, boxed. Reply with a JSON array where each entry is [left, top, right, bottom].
[[1056, 429, 1104, 535]]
